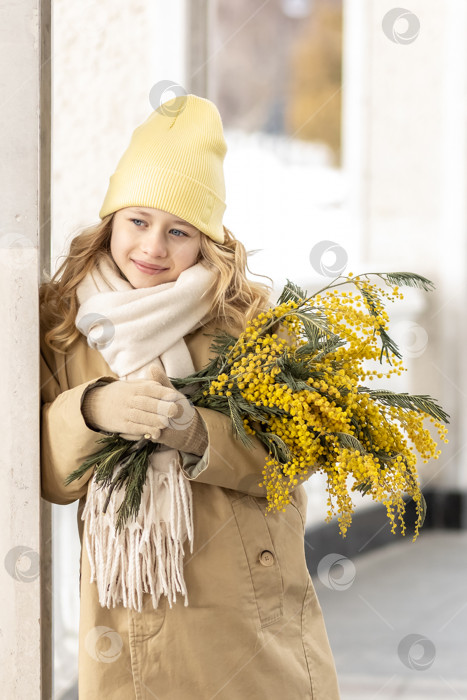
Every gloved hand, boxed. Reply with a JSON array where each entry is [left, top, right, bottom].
[[81, 374, 181, 441], [149, 366, 208, 457]]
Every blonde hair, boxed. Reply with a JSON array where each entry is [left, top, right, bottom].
[[40, 215, 273, 354]]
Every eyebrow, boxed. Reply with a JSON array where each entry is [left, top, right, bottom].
[[128, 208, 198, 231]]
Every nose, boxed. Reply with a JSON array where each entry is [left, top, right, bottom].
[[140, 227, 168, 259]]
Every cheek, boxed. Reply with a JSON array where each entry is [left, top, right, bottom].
[[184, 239, 201, 265], [110, 229, 130, 258]]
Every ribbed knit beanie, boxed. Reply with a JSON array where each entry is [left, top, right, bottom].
[[99, 94, 227, 243]]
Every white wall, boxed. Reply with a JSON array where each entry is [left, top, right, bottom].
[[342, 0, 467, 493]]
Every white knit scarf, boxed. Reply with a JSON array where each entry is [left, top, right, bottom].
[[75, 257, 216, 612]]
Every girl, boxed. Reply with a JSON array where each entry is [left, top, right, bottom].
[[40, 94, 341, 699]]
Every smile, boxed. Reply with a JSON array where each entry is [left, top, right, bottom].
[[132, 260, 169, 275]]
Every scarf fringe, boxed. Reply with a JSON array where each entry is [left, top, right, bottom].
[[82, 452, 194, 612]]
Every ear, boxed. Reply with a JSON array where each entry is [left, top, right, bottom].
[[149, 364, 175, 389]]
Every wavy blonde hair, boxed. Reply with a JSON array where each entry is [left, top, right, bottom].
[[40, 214, 273, 354]]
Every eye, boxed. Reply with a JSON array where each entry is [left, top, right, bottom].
[[129, 219, 189, 236], [170, 228, 189, 237]]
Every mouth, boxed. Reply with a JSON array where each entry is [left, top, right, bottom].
[[132, 259, 169, 275]]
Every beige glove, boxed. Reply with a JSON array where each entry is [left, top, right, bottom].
[[81, 375, 181, 441], [149, 366, 208, 457]]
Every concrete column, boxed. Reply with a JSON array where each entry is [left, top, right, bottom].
[[0, 0, 52, 698]]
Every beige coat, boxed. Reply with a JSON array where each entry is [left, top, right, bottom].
[[40, 315, 341, 700]]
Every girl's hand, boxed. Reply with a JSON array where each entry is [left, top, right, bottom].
[[81, 376, 181, 440]]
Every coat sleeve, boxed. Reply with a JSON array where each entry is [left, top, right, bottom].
[[178, 406, 270, 497], [40, 333, 116, 505]]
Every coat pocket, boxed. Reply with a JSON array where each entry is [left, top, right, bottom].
[[231, 494, 284, 628]]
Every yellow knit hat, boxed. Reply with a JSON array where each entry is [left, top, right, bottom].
[[99, 94, 227, 243]]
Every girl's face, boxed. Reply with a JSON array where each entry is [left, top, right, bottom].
[[110, 206, 202, 288]]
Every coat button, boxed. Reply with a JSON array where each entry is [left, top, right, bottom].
[[259, 550, 275, 567]]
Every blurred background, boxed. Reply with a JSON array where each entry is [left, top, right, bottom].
[[48, 0, 467, 698]]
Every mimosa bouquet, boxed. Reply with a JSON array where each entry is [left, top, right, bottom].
[[66, 271, 449, 539]]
